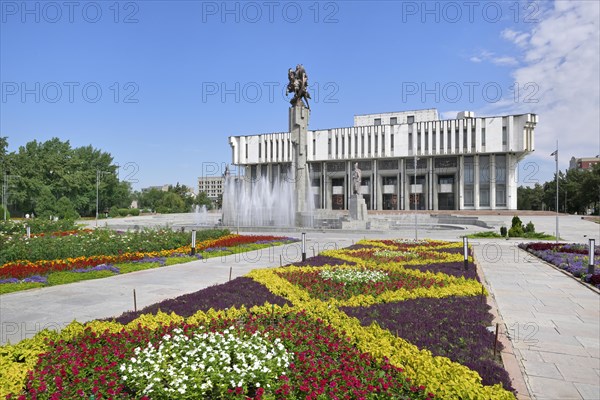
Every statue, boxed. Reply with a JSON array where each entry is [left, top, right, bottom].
[[223, 164, 230, 178], [286, 64, 311, 109], [352, 162, 362, 195]]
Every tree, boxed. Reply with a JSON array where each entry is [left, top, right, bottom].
[[156, 192, 187, 213], [518, 184, 545, 210], [55, 196, 80, 220], [34, 186, 57, 219], [4, 138, 131, 217], [196, 191, 213, 210], [138, 188, 164, 212]]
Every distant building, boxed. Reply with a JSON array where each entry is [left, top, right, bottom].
[[198, 176, 224, 201], [142, 184, 170, 192], [569, 156, 600, 171], [228, 108, 538, 211]]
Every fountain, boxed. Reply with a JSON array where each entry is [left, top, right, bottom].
[[221, 167, 314, 228], [193, 204, 210, 226]]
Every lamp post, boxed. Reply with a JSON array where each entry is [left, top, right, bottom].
[[96, 170, 111, 227], [550, 141, 559, 242]]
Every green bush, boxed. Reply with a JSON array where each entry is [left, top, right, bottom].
[[499, 226, 507, 237], [55, 197, 80, 220], [128, 208, 140, 216], [508, 226, 524, 237], [108, 208, 120, 218], [118, 208, 129, 217], [511, 216, 522, 229], [524, 221, 535, 233]]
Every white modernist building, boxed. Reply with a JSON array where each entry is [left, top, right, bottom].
[[229, 109, 537, 211]]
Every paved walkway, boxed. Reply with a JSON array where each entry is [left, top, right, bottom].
[[1, 223, 599, 399], [474, 241, 600, 400]]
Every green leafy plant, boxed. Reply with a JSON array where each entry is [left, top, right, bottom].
[[511, 216, 522, 229], [524, 221, 535, 233]]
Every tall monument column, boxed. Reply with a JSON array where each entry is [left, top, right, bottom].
[[286, 64, 312, 227], [290, 104, 310, 226]]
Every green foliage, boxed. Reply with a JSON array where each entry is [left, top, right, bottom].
[[164, 256, 196, 266], [55, 196, 80, 220], [499, 226, 507, 237], [196, 191, 213, 210], [521, 231, 556, 240], [0, 228, 229, 264], [157, 192, 188, 213], [1, 137, 132, 218], [511, 216, 522, 229], [46, 270, 116, 286], [508, 226, 524, 237], [117, 262, 160, 274], [108, 208, 120, 218], [128, 208, 140, 216], [34, 186, 57, 219], [118, 208, 129, 217], [467, 231, 504, 239], [524, 221, 535, 233], [0, 204, 9, 220], [0, 282, 45, 295], [517, 184, 545, 210], [0, 219, 77, 236]]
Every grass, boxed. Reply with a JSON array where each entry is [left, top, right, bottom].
[[467, 231, 557, 240], [467, 231, 504, 239], [165, 256, 197, 266], [0, 282, 45, 295], [47, 270, 116, 286], [117, 262, 161, 274]]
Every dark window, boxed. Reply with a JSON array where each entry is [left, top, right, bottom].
[[374, 118, 382, 126], [390, 117, 397, 125]]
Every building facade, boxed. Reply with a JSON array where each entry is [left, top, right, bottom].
[[198, 176, 224, 201], [569, 156, 600, 171], [229, 109, 537, 211]]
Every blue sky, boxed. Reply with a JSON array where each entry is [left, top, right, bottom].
[[1, 1, 599, 190]]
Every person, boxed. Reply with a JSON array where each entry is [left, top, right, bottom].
[[352, 162, 362, 195]]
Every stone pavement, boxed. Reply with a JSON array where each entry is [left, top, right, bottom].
[[1, 216, 600, 399], [474, 241, 600, 400]]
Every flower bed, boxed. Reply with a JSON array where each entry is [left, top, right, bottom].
[[278, 267, 446, 301], [1, 239, 515, 400], [0, 235, 298, 293], [518, 242, 600, 288], [8, 309, 434, 400], [0, 228, 231, 265]]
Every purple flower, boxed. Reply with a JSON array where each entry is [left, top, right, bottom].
[[132, 257, 166, 266], [22, 275, 48, 284], [0, 278, 20, 284], [71, 264, 120, 274]]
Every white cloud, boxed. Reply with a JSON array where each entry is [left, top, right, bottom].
[[501, 29, 530, 48], [469, 50, 518, 66], [484, 1, 600, 177], [491, 56, 518, 66]]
